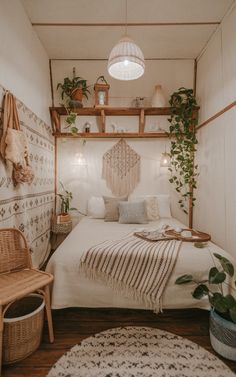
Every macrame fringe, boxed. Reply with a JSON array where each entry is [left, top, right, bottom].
[[102, 139, 140, 197], [79, 262, 162, 314]]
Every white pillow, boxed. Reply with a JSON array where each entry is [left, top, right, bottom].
[[87, 196, 105, 219], [156, 194, 171, 218]]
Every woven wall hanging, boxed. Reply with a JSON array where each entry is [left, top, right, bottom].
[[102, 139, 140, 196]]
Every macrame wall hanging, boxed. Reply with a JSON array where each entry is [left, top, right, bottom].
[[102, 139, 140, 196]]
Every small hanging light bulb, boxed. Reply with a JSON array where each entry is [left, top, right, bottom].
[[160, 146, 171, 167], [73, 152, 86, 166]]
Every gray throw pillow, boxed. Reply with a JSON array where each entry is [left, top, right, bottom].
[[103, 196, 128, 222], [119, 201, 148, 224]]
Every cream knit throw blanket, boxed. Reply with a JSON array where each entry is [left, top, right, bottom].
[[79, 236, 182, 312]]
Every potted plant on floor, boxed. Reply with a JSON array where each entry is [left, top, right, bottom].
[[175, 251, 236, 360], [57, 182, 75, 223]]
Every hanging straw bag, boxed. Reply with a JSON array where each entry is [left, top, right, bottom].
[[0, 91, 34, 185]]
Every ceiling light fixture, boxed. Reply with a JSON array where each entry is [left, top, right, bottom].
[[107, 0, 145, 81]]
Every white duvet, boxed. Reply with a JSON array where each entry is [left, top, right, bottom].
[[46, 217, 234, 310]]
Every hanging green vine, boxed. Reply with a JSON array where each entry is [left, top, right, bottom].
[[168, 87, 198, 214]]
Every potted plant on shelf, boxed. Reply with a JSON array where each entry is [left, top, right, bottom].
[[175, 251, 236, 361], [57, 182, 75, 223], [57, 76, 90, 108]]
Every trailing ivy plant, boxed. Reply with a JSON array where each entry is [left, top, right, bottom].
[[61, 105, 78, 135], [168, 87, 198, 214]]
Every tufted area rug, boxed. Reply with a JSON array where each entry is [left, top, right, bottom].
[[47, 326, 235, 377]]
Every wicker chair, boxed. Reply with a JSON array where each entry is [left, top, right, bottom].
[[0, 228, 54, 374]]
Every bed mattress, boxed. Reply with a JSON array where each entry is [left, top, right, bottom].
[[46, 217, 234, 310]]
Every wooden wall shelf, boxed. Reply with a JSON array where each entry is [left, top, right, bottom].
[[50, 106, 199, 138], [50, 106, 174, 116], [53, 132, 168, 139]]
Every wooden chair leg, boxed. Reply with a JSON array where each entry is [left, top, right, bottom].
[[0, 305, 3, 377], [44, 285, 54, 343]]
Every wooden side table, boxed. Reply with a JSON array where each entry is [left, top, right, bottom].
[[51, 219, 72, 250]]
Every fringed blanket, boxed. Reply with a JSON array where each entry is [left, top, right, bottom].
[[79, 236, 182, 312]]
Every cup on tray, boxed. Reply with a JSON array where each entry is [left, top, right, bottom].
[[181, 230, 192, 238]]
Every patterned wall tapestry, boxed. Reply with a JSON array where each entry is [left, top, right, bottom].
[[0, 85, 54, 267]]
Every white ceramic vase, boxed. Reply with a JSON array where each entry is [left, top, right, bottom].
[[151, 85, 166, 107]]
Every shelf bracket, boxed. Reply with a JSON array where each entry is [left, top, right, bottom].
[[100, 109, 106, 133], [139, 108, 145, 133], [50, 109, 61, 133]]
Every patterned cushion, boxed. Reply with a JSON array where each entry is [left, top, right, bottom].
[[144, 196, 160, 221], [103, 196, 128, 222], [129, 196, 159, 221], [119, 201, 148, 224]]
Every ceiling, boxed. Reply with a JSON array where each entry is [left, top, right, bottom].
[[22, 0, 234, 60]]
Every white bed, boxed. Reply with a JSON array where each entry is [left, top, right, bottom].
[[46, 216, 234, 310]]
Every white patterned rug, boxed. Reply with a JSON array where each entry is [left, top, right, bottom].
[[47, 326, 235, 377]]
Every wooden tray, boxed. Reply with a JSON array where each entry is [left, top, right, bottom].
[[165, 229, 211, 242], [134, 232, 175, 242]]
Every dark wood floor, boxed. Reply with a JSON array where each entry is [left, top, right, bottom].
[[2, 308, 236, 376]]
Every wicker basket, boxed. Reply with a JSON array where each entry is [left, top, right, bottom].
[[3, 294, 45, 365], [210, 310, 236, 361]]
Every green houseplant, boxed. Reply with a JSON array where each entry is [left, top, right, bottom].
[[168, 87, 198, 215], [57, 75, 90, 134], [175, 250, 236, 360], [57, 76, 90, 105], [57, 182, 76, 220]]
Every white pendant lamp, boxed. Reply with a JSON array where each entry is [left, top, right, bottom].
[[107, 0, 145, 81]]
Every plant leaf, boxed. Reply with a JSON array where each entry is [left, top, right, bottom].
[[224, 294, 236, 309], [175, 274, 193, 285], [213, 253, 234, 277], [210, 293, 228, 313], [209, 267, 226, 284], [71, 127, 78, 134], [192, 284, 209, 299]]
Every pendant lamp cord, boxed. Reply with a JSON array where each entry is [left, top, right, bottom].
[[125, 0, 128, 36]]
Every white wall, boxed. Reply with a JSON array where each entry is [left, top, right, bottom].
[[0, 0, 51, 122], [52, 60, 194, 108], [53, 59, 195, 224], [194, 3, 236, 258], [0, 0, 54, 266]]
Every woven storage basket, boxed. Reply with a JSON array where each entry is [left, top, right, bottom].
[[210, 310, 236, 361], [3, 293, 45, 365]]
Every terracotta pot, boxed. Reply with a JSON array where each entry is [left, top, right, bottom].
[[71, 88, 83, 102], [58, 213, 71, 223]]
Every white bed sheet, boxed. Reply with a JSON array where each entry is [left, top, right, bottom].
[[46, 217, 234, 310]]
